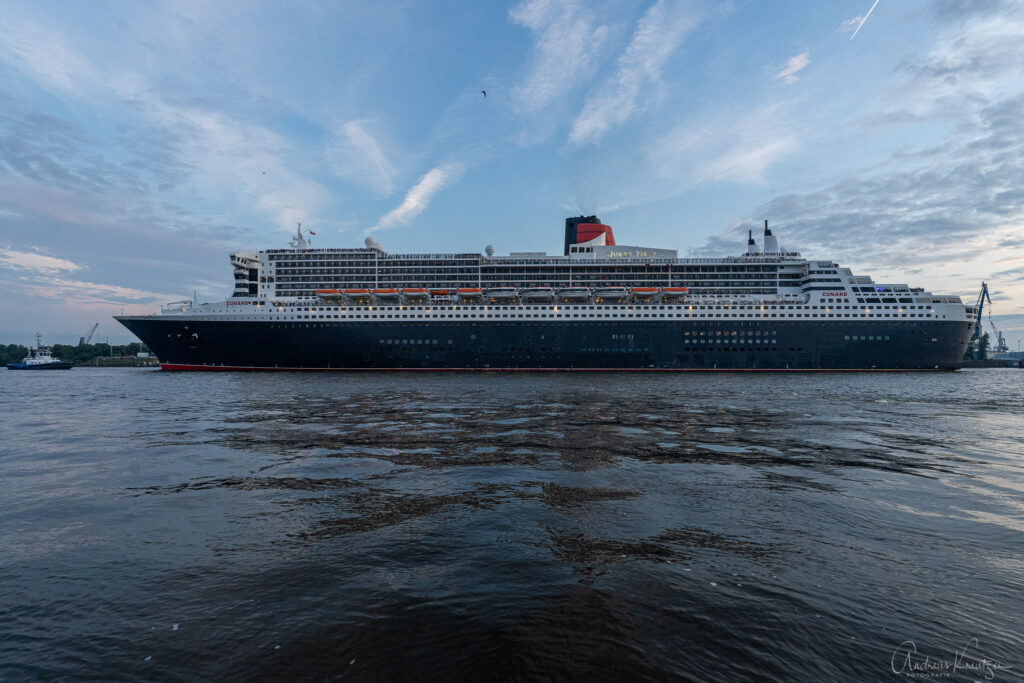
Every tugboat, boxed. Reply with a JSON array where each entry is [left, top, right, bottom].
[[7, 334, 73, 370]]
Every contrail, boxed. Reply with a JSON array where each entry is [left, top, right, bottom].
[[850, 0, 879, 40]]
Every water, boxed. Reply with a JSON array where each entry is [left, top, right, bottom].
[[1, 369, 1022, 681]]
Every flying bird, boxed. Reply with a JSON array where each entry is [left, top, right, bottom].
[[481, 90, 486, 98]]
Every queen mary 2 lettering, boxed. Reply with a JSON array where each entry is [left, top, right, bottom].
[[115, 216, 976, 371]]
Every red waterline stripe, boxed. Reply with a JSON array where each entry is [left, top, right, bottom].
[[160, 363, 948, 373]]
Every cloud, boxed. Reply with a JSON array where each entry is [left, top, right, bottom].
[[142, 104, 333, 230], [700, 138, 797, 184], [0, 19, 99, 97], [843, 0, 880, 39], [691, 3, 1024, 305], [21, 277, 175, 306], [897, 10, 1024, 105], [0, 248, 82, 274], [563, 97, 800, 215], [328, 120, 398, 196], [839, 16, 863, 34], [508, 0, 609, 115], [0, 16, 334, 232], [689, 91, 1024, 303], [929, 0, 1010, 22], [369, 163, 463, 233], [568, 0, 699, 145], [648, 104, 797, 185], [774, 52, 809, 84], [992, 265, 1024, 280]]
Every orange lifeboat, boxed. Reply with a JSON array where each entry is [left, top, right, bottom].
[[373, 288, 400, 301], [402, 288, 429, 302], [344, 288, 371, 304], [631, 287, 658, 301], [661, 287, 689, 299]]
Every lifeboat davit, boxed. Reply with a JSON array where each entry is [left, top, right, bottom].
[[557, 287, 590, 301], [520, 287, 554, 300], [485, 287, 518, 302], [456, 288, 483, 300], [594, 286, 628, 301]]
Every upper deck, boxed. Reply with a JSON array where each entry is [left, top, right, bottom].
[[225, 216, 962, 310]]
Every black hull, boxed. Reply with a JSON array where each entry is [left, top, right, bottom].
[[116, 317, 972, 371]]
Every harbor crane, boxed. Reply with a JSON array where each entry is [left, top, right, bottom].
[[973, 283, 1009, 356], [79, 323, 99, 346]]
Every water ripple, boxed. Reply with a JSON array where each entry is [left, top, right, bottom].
[[1, 369, 1023, 680]]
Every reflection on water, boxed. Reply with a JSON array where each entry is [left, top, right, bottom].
[[1, 369, 1023, 680]]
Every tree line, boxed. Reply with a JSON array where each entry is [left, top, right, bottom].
[[1, 342, 151, 366]]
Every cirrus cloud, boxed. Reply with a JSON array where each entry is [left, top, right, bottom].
[[369, 163, 464, 233], [774, 52, 809, 84], [0, 247, 82, 274], [568, 0, 700, 146]]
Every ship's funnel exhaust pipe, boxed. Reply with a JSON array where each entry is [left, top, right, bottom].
[[747, 229, 760, 254], [763, 219, 779, 253]]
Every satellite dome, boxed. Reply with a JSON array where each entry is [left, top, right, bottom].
[[485, 245, 495, 256], [364, 237, 374, 248]]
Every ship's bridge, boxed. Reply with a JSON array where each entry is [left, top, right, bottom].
[[230, 252, 259, 298]]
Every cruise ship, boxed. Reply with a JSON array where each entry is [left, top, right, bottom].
[[115, 216, 975, 370]]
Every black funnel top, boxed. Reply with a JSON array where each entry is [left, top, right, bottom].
[[564, 215, 600, 256]]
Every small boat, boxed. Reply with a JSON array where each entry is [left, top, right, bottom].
[[315, 289, 343, 299], [631, 287, 658, 300], [373, 288, 400, 301], [520, 287, 554, 300], [484, 287, 518, 302], [593, 286, 628, 301], [401, 288, 429, 302], [429, 288, 451, 297], [344, 288, 372, 303], [661, 287, 689, 299], [456, 288, 483, 299], [557, 287, 590, 301], [7, 334, 73, 370]]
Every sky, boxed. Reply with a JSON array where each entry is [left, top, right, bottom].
[[1, 0, 1023, 348]]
